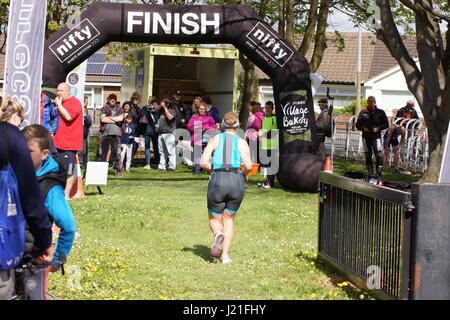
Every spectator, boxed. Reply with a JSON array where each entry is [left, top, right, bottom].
[[157, 97, 178, 171], [0, 97, 26, 127], [246, 101, 264, 163], [315, 98, 331, 159], [141, 96, 160, 169], [187, 102, 216, 174], [79, 97, 92, 170], [100, 93, 124, 177], [383, 123, 406, 174], [130, 92, 142, 166], [201, 95, 220, 125], [40, 91, 60, 136], [120, 115, 136, 173], [256, 101, 278, 189], [396, 99, 420, 132], [121, 101, 133, 121], [129, 92, 142, 120], [396, 100, 419, 121], [191, 96, 202, 115], [247, 101, 264, 136], [173, 90, 192, 129], [53, 82, 83, 198], [355, 96, 389, 176], [22, 124, 76, 273], [0, 122, 53, 300]]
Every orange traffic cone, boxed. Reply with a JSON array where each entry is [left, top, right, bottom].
[[324, 156, 333, 173], [69, 153, 85, 199]]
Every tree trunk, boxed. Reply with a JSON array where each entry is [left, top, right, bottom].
[[278, 0, 285, 37], [410, 1, 448, 182], [421, 63, 450, 182], [309, 0, 331, 72], [347, 0, 449, 182], [285, 0, 295, 46], [298, 0, 319, 56], [239, 53, 259, 131]]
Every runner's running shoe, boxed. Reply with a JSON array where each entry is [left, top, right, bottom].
[[220, 256, 232, 264], [211, 232, 224, 258]]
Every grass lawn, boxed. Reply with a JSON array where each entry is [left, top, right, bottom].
[[47, 143, 421, 300]]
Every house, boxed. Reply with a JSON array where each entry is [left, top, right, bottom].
[[258, 32, 420, 117]]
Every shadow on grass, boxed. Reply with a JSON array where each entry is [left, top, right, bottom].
[[111, 177, 208, 182], [182, 245, 215, 263], [297, 252, 373, 300]]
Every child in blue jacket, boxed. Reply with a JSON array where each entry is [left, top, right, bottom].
[[22, 124, 76, 272]]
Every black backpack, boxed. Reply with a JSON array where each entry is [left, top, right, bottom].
[[323, 106, 334, 138], [324, 121, 332, 137], [38, 173, 66, 201]]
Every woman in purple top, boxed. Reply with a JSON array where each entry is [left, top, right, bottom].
[[246, 102, 264, 163], [187, 102, 216, 174]]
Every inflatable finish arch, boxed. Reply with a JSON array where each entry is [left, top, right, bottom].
[[43, 3, 324, 192]]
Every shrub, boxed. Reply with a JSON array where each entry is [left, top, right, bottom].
[[334, 99, 367, 115]]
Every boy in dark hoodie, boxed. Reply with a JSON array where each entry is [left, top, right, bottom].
[[22, 124, 76, 272]]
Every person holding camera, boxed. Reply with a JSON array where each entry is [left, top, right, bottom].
[[99, 94, 124, 177], [157, 97, 178, 171], [141, 96, 161, 169]]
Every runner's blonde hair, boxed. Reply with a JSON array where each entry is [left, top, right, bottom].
[[223, 112, 239, 129]]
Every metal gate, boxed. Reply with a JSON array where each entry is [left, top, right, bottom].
[[318, 172, 414, 299]]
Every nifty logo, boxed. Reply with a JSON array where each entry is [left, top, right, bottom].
[[49, 18, 100, 63], [246, 22, 294, 68]]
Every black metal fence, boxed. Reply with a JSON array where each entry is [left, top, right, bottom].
[[318, 172, 414, 300]]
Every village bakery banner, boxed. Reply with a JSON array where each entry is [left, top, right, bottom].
[[42, 3, 321, 192], [4, 0, 47, 126]]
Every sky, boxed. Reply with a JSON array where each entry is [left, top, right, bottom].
[[327, 6, 448, 33], [327, 9, 362, 33]]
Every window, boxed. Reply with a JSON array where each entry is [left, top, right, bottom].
[[260, 86, 273, 93], [84, 86, 104, 109], [338, 89, 357, 96]]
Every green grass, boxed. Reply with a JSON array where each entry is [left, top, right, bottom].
[[332, 157, 423, 183], [47, 159, 375, 300], [48, 137, 418, 300]]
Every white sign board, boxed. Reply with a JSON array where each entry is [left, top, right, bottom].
[[85, 162, 109, 186], [439, 120, 450, 183]]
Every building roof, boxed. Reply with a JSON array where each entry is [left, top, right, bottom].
[[0, 43, 124, 83], [1, 33, 417, 86], [257, 32, 418, 84]]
